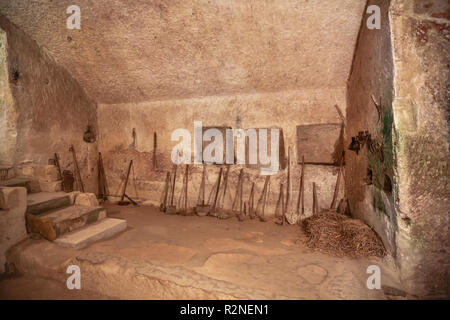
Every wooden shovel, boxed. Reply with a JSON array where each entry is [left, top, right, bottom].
[[166, 164, 178, 214], [195, 164, 210, 216], [160, 171, 171, 212]]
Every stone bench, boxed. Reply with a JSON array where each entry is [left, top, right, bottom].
[[0, 187, 27, 274]]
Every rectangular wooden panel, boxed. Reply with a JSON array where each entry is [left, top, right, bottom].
[[296, 123, 343, 165]]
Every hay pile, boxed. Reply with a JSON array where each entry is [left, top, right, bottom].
[[302, 210, 386, 258]]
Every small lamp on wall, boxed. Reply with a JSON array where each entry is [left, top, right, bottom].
[[83, 125, 96, 143]]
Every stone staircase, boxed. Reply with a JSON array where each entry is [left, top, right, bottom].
[[1, 164, 127, 250]]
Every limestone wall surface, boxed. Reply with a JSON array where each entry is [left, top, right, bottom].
[[98, 88, 346, 217], [346, 0, 397, 256], [347, 0, 449, 297], [390, 0, 449, 297], [0, 0, 366, 104], [0, 29, 16, 168], [0, 16, 98, 192], [0, 187, 27, 273]]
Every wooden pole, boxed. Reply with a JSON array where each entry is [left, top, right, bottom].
[[284, 147, 291, 215], [330, 155, 344, 209], [121, 160, 133, 203], [248, 182, 255, 218], [184, 164, 189, 211], [54, 153, 62, 180], [170, 165, 177, 206], [219, 166, 230, 209], [275, 182, 284, 222], [153, 132, 157, 170], [98, 152, 108, 199], [69, 145, 84, 193], [260, 175, 270, 222], [301, 156, 305, 216], [211, 167, 223, 213], [257, 175, 270, 221], [197, 164, 206, 205], [160, 171, 170, 211]]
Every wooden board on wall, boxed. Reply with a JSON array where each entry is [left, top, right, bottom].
[[296, 123, 343, 165], [202, 126, 232, 164], [245, 127, 286, 171], [201, 126, 286, 170]]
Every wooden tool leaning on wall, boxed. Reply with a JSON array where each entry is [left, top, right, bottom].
[[208, 167, 223, 217], [178, 164, 194, 216], [69, 144, 84, 193], [330, 154, 344, 210], [256, 175, 270, 222], [166, 164, 178, 214], [275, 182, 285, 225], [54, 153, 62, 180], [195, 164, 210, 216], [216, 166, 231, 219], [247, 182, 256, 219], [295, 155, 305, 224], [97, 152, 108, 201], [231, 168, 245, 222], [153, 132, 158, 170], [283, 147, 291, 223], [52, 153, 63, 191], [118, 160, 138, 206], [160, 171, 171, 212]]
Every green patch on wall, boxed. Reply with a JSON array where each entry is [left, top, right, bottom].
[[373, 188, 387, 217], [367, 87, 398, 225]]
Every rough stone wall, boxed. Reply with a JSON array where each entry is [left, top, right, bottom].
[[390, 0, 449, 297], [0, 29, 16, 167], [0, 0, 366, 104], [0, 16, 98, 192], [346, 0, 397, 255], [347, 0, 449, 297], [98, 88, 346, 218], [0, 186, 27, 273]]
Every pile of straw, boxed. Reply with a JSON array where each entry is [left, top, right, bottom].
[[302, 210, 386, 258]]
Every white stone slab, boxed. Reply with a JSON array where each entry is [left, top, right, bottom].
[[54, 218, 126, 249]]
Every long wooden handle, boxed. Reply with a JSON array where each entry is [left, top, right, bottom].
[[239, 170, 243, 214], [121, 160, 133, 202], [170, 165, 177, 206], [184, 165, 189, 210], [198, 164, 206, 205], [285, 147, 291, 213], [162, 171, 170, 207], [330, 154, 344, 209], [301, 156, 305, 216], [70, 145, 84, 193], [248, 182, 255, 214], [211, 167, 223, 211], [54, 153, 62, 180], [220, 166, 230, 208], [153, 132, 157, 169]]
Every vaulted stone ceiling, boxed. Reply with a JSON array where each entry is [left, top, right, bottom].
[[0, 0, 366, 104]]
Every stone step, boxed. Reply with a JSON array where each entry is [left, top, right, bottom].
[[26, 192, 71, 215], [26, 205, 107, 241], [54, 218, 127, 249], [0, 177, 32, 193]]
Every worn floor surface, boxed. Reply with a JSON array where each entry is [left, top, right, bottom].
[[0, 204, 404, 300]]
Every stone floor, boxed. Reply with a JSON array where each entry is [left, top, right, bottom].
[[0, 204, 406, 300]]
